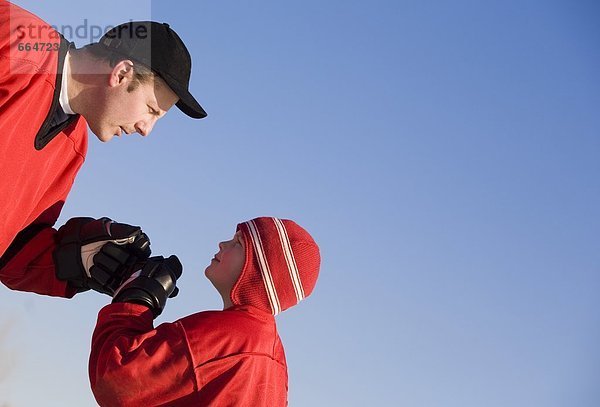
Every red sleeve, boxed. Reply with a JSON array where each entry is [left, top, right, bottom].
[[0, 202, 76, 298], [89, 303, 198, 407], [0, 226, 75, 297]]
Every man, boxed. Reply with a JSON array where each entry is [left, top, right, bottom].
[[0, 1, 206, 298]]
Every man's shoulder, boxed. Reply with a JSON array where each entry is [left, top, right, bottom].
[[1, 2, 63, 71], [1, 1, 55, 31]]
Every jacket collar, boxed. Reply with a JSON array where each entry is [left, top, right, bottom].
[[34, 35, 80, 150]]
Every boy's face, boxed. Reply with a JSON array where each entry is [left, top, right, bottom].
[[205, 230, 246, 305], [85, 62, 179, 142]]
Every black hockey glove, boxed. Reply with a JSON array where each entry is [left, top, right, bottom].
[[54, 217, 151, 295], [112, 255, 182, 318]]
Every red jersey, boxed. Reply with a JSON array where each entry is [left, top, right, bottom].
[[0, 1, 87, 297], [90, 303, 289, 406]]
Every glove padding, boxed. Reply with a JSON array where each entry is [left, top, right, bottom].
[[54, 217, 151, 295], [112, 255, 182, 318]]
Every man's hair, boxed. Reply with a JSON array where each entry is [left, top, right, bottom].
[[84, 43, 155, 92]]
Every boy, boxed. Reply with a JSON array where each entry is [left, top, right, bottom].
[[89, 216, 321, 406]]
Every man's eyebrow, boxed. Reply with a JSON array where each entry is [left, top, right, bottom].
[[148, 103, 165, 116]]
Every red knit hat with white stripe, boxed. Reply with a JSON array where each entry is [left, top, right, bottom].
[[231, 217, 321, 315]]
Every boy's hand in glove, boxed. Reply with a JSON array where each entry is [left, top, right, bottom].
[[54, 217, 151, 295], [112, 255, 182, 318]]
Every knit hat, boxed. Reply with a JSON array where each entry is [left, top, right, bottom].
[[231, 217, 320, 315]]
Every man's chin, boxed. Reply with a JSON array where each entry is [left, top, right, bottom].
[[88, 126, 115, 143], [95, 132, 115, 143]]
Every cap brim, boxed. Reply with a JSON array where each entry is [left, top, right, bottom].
[[160, 75, 207, 119], [175, 93, 207, 119]]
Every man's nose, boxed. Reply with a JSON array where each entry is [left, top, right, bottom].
[[135, 119, 156, 137]]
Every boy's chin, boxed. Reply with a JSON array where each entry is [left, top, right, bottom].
[[204, 266, 218, 282]]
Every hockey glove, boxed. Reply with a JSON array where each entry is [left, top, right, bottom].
[[112, 255, 182, 318], [54, 217, 151, 295]]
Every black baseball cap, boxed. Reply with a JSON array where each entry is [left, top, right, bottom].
[[100, 21, 207, 119]]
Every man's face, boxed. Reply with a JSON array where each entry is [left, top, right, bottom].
[[86, 62, 179, 142], [205, 230, 246, 303]]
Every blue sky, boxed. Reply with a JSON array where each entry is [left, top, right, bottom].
[[1, 0, 599, 405]]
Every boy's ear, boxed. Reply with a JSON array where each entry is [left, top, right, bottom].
[[108, 60, 135, 87]]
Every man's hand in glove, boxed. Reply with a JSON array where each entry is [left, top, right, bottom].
[[113, 255, 182, 318], [54, 217, 151, 295]]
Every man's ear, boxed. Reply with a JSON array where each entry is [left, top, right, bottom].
[[108, 60, 134, 87]]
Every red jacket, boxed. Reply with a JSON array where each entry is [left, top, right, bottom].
[[0, 1, 87, 297], [90, 303, 289, 406]]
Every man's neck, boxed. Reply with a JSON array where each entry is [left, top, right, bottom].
[[66, 48, 103, 116]]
